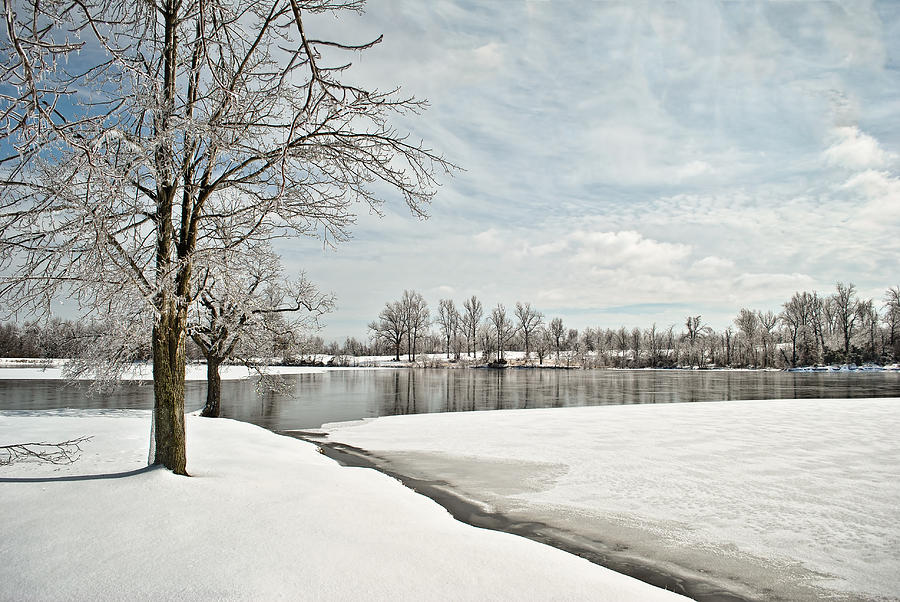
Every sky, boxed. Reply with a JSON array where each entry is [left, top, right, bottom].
[[24, 0, 896, 341], [285, 0, 900, 342]]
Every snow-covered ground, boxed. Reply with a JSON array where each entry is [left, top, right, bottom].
[[0, 410, 685, 601], [0, 359, 389, 381], [324, 398, 900, 601]]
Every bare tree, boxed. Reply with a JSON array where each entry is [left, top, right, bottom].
[[533, 326, 551, 365], [645, 323, 659, 367], [369, 300, 408, 362], [884, 286, 900, 358], [630, 327, 642, 366], [733, 309, 759, 367], [757, 310, 778, 368], [780, 292, 815, 367], [856, 298, 878, 359], [477, 321, 494, 361], [188, 244, 333, 417], [831, 282, 860, 358], [514, 301, 543, 361], [0, 0, 453, 473], [683, 315, 710, 367], [548, 317, 565, 362], [436, 299, 460, 359], [400, 290, 429, 361], [462, 296, 484, 358], [489, 303, 515, 362], [808, 292, 828, 360]]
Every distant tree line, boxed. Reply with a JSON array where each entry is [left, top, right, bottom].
[[0, 319, 110, 359], [367, 282, 900, 368], [4, 282, 899, 370]]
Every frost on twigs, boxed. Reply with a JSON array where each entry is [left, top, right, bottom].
[[1, 0, 456, 469], [0, 436, 93, 466]]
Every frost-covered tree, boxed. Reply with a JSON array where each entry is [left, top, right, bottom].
[[189, 244, 332, 418], [436, 298, 459, 359], [733, 309, 759, 367], [548, 317, 565, 361], [489, 303, 515, 362], [514, 301, 543, 361], [462, 295, 483, 358], [0, 0, 452, 473], [532, 325, 550, 365], [831, 283, 860, 358], [855, 298, 879, 359], [757, 310, 778, 368], [780, 292, 819, 367], [369, 301, 405, 362], [400, 290, 429, 361], [683, 315, 710, 367], [884, 286, 900, 358]]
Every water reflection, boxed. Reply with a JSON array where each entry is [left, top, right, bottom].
[[1, 369, 898, 432]]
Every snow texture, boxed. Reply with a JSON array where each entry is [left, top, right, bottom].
[[0, 410, 685, 601], [0, 361, 354, 381], [324, 398, 900, 601]]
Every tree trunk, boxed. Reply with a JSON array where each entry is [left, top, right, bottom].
[[201, 355, 222, 418], [152, 302, 187, 475]]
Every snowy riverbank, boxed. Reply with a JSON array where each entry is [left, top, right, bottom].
[[323, 398, 900, 601], [0, 410, 685, 601], [0, 358, 390, 381]]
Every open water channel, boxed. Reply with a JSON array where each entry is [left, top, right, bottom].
[[2, 367, 899, 430]]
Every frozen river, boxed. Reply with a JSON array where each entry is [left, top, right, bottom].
[[323, 398, 900, 602]]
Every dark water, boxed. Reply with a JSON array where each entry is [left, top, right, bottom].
[[2, 368, 899, 431]]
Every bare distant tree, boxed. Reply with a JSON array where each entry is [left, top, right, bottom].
[[807, 292, 828, 359], [630, 327, 642, 366], [780, 292, 815, 367], [884, 286, 900, 357], [683, 315, 710, 367], [615, 326, 629, 367], [462, 296, 484, 358], [400, 290, 429, 361], [477, 321, 495, 361], [856, 299, 879, 358], [548, 317, 565, 361], [831, 282, 860, 357], [514, 302, 543, 361], [733, 309, 759, 366], [757, 310, 778, 368], [533, 326, 551, 365], [0, 0, 454, 473], [646, 323, 661, 367], [489, 303, 515, 361], [369, 302, 406, 361], [436, 299, 460, 359]]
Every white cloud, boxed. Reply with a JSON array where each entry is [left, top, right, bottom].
[[566, 230, 691, 273], [823, 126, 894, 170], [689, 256, 736, 277], [279, 2, 900, 340], [676, 160, 715, 180], [472, 42, 503, 71], [843, 169, 900, 223]]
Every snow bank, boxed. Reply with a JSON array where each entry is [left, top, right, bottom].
[[0, 362, 345, 381], [0, 410, 684, 601], [324, 398, 900, 601]]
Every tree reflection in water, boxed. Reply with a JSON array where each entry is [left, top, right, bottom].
[[1, 369, 898, 431]]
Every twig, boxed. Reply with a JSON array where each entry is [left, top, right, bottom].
[[0, 436, 93, 465]]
